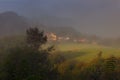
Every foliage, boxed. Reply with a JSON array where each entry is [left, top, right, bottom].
[[0, 27, 60, 80], [26, 27, 47, 50], [56, 55, 120, 80]]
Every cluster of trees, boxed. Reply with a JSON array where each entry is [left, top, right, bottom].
[[0, 27, 64, 80], [0, 27, 120, 80]]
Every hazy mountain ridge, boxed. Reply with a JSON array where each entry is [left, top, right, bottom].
[[0, 11, 82, 38], [0, 11, 29, 36]]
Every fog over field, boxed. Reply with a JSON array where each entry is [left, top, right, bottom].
[[0, 0, 120, 37], [1, 1, 120, 80]]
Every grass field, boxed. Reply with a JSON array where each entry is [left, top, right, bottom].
[[54, 43, 120, 62]]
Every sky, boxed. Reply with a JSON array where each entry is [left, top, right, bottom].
[[0, 0, 120, 38]]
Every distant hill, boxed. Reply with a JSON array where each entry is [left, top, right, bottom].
[[0, 11, 82, 38], [0, 11, 99, 42], [0, 11, 29, 36]]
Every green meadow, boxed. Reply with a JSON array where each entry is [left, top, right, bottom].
[[54, 43, 120, 62]]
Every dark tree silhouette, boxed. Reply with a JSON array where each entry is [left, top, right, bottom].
[[1, 27, 59, 80], [26, 27, 47, 50]]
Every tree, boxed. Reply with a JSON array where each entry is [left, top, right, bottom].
[[26, 27, 47, 50], [1, 27, 58, 80]]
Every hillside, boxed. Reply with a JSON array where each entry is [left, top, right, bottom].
[[0, 11, 29, 36], [0, 11, 102, 44]]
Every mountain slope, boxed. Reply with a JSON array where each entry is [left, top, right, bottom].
[[0, 11, 29, 36]]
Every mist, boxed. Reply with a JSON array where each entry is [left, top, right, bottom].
[[1, 1, 120, 80], [0, 0, 120, 38]]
